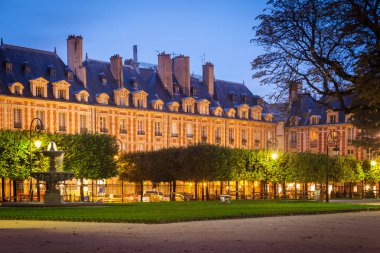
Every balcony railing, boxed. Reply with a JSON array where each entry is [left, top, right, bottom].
[[155, 132, 162, 136], [119, 129, 128, 134], [186, 133, 194, 138], [13, 122, 22, 129], [137, 130, 145, 135], [59, 126, 66, 132], [171, 133, 179, 137], [100, 128, 109, 133]]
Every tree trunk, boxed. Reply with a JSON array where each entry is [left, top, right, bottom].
[[282, 182, 286, 200], [37, 179, 40, 202], [227, 181, 230, 195], [140, 180, 144, 202], [121, 180, 124, 202], [201, 182, 205, 201], [80, 178, 84, 202], [343, 183, 347, 198], [206, 183, 209, 201], [1, 177, 5, 202], [349, 182, 353, 198], [235, 180, 239, 200], [294, 182, 297, 200], [362, 180, 365, 199], [273, 182, 277, 199], [194, 182, 198, 200], [92, 181, 94, 202], [13, 180, 17, 202], [172, 181, 177, 201], [220, 181, 223, 196]]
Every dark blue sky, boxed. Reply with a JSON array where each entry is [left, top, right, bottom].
[[0, 0, 274, 97]]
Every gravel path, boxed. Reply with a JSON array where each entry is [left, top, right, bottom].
[[1, 211, 380, 253]]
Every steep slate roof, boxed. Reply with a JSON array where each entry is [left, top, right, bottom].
[[0, 42, 269, 118], [285, 94, 351, 127], [0, 44, 85, 100]]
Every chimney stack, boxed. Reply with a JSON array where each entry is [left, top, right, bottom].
[[133, 45, 138, 63], [203, 62, 214, 97], [67, 35, 87, 87], [173, 55, 190, 97], [110, 54, 123, 88], [158, 52, 173, 97]]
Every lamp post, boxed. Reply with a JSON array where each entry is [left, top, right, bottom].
[[116, 138, 124, 202], [29, 118, 43, 202], [325, 130, 341, 203], [266, 138, 278, 199]]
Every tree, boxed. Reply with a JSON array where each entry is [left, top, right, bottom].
[[252, 0, 380, 144], [55, 133, 118, 201]]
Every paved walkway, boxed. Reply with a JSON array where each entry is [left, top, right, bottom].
[[1, 211, 380, 253]]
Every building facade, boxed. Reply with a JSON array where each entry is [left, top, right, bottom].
[[0, 36, 277, 201]]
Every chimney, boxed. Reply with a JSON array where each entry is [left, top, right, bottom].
[[158, 52, 173, 97], [173, 55, 190, 97], [203, 62, 214, 97], [110, 54, 123, 88], [289, 81, 302, 104], [67, 35, 87, 87], [133, 45, 138, 63]]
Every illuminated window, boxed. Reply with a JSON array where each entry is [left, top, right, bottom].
[[242, 129, 247, 145], [36, 111, 45, 128], [228, 128, 234, 144], [36, 87, 44, 97], [80, 115, 87, 133], [137, 120, 145, 135], [58, 89, 65, 100], [155, 121, 162, 136], [100, 117, 108, 133], [171, 122, 178, 137], [120, 119, 127, 134], [290, 132, 297, 145], [186, 124, 193, 138], [58, 112, 66, 132]]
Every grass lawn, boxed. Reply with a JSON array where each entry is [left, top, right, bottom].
[[0, 200, 379, 223]]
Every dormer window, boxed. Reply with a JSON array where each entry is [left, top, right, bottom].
[[309, 115, 320, 125], [99, 73, 107, 84], [197, 99, 210, 115], [5, 60, 12, 73], [236, 104, 249, 119], [225, 108, 236, 118], [30, 77, 48, 98], [67, 72, 73, 81], [212, 106, 223, 117], [151, 99, 164, 110], [167, 101, 180, 112], [290, 116, 300, 126], [8, 82, 24, 96], [265, 113, 273, 122], [23, 62, 31, 74], [132, 90, 148, 108], [114, 87, 130, 107], [75, 90, 90, 103], [327, 110, 339, 124], [52, 80, 71, 100], [96, 93, 110, 105], [182, 97, 195, 113], [48, 66, 57, 78], [251, 106, 263, 120]]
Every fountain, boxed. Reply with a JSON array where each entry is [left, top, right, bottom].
[[31, 142, 74, 204]]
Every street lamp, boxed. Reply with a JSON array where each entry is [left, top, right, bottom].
[[116, 138, 124, 202], [266, 137, 278, 199], [29, 117, 43, 202], [371, 160, 377, 167], [325, 130, 341, 203]]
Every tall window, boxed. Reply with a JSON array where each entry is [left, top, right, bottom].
[[215, 127, 221, 144], [290, 132, 297, 145], [171, 122, 178, 137], [254, 131, 260, 147], [36, 87, 44, 97], [242, 129, 247, 145], [80, 115, 87, 133], [13, 109, 22, 129], [100, 116, 108, 133], [347, 127, 354, 144], [228, 128, 234, 144], [186, 124, 193, 138], [58, 112, 66, 132], [155, 121, 162, 136], [120, 119, 127, 134], [36, 111, 45, 128], [137, 120, 145, 135], [201, 126, 207, 138]]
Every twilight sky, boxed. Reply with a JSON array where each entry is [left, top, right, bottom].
[[0, 0, 274, 97]]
